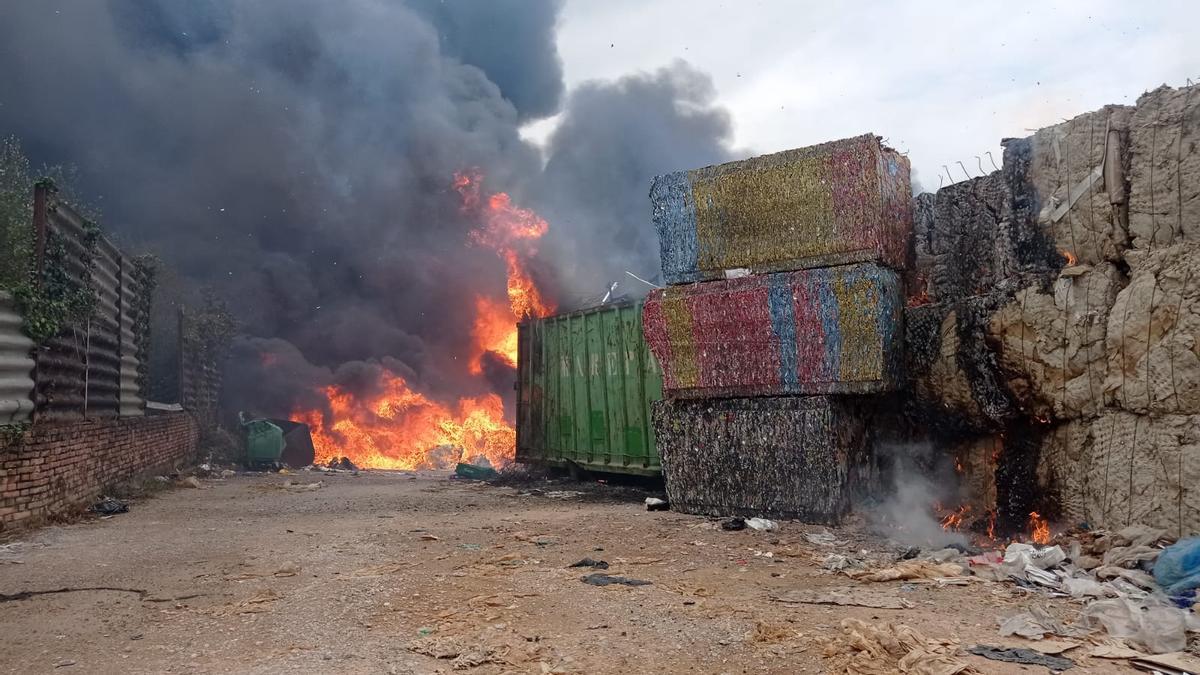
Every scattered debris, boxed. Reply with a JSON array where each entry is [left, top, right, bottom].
[[179, 476, 203, 489], [0, 587, 147, 604], [543, 490, 582, 500], [454, 463, 498, 481], [1080, 597, 1199, 653], [745, 517, 778, 532], [273, 562, 301, 577], [804, 531, 840, 547], [88, 497, 128, 516], [580, 573, 651, 587], [567, 558, 608, 570], [997, 607, 1082, 640], [1154, 536, 1200, 602], [846, 561, 964, 582], [233, 588, 281, 613], [823, 618, 976, 674], [282, 480, 322, 491], [771, 588, 913, 610], [721, 517, 746, 531], [644, 497, 669, 511], [966, 645, 1074, 670], [327, 456, 358, 471]]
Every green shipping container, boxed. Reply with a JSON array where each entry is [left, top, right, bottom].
[[516, 300, 663, 475]]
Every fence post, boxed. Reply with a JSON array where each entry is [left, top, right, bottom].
[[32, 182, 48, 277]]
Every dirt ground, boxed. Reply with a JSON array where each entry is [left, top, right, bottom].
[[0, 471, 1138, 674]]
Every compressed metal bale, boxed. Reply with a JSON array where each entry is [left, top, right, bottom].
[[652, 396, 872, 523], [643, 263, 903, 398], [1129, 84, 1200, 250], [651, 135, 912, 285]]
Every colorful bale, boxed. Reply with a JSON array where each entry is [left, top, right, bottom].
[[653, 396, 872, 523], [642, 263, 903, 398], [650, 134, 912, 285]]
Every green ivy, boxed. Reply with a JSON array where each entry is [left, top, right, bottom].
[[132, 254, 159, 392], [10, 185, 100, 344]]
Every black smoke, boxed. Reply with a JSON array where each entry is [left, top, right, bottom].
[[539, 61, 735, 305], [0, 1, 736, 416]]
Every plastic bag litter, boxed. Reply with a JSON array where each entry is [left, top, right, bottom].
[[1079, 597, 1200, 654], [745, 518, 778, 532], [1060, 576, 1113, 599], [1003, 543, 1066, 570], [996, 607, 1082, 640], [1153, 536, 1200, 602]]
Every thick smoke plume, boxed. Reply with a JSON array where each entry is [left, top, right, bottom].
[[0, 2, 737, 417], [868, 443, 969, 548]]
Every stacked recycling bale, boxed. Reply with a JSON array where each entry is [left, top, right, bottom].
[[644, 135, 913, 523], [905, 83, 1200, 537]]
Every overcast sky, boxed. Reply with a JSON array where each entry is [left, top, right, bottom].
[[523, 0, 1200, 190]]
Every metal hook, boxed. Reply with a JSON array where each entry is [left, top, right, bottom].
[[975, 156, 985, 175], [956, 161, 971, 181], [938, 174, 945, 189], [942, 165, 954, 186], [985, 151, 999, 172]]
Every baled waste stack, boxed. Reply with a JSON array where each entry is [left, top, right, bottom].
[[650, 134, 912, 284], [905, 82, 1200, 537], [647, 135, 912, 523], [643, 263, 903, 398]]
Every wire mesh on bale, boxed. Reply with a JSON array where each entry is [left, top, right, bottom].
[[652, 396, 873, 524], [650, 135, 912, 285], [642, 263, 903, 398]]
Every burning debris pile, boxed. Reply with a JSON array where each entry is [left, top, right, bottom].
[[288, 172, 556, 471], [905, 82, 1200, 538]]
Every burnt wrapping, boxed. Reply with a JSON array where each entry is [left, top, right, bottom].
[[651, 134, 912, 284], [904, 294, 1019, 434], [653, 396, 872, 524]]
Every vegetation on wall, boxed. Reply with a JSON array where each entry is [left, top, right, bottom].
[[0, 137, 101, 344]]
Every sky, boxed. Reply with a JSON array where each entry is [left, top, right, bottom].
[[524, 0, 1200, 190]]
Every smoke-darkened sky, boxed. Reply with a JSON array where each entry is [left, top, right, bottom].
[[0, 1, 735, 413]]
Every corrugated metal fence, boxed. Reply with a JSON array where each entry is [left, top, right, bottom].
[[0, 185, 150, 423], [0, 291, 36, 424]]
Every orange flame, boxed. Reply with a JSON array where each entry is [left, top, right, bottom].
[[293, 370, 514, 471], [986, 509, 997, 540], [940, 504, 971, 531], [1059, 249, 1077, 266], [455, 169, 555, 373], [1028, 511, 1051, 544], [285, 169, 556, 470]]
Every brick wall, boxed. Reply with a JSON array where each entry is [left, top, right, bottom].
[[0, 412, 200, 529]]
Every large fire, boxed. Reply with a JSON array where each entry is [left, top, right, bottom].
[[455, 168, 555, 372], [287, 169, 554, 470], [293, 372, 514, 471]]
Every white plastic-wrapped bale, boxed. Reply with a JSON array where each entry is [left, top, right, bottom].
[[1104, 241, 1200, 414], [652, 396, 873, 524], [1038, 411, 1200, 538], [987, 262, 1124, 420], [1128, 83, 1200, 250], [1011, 105, 1133, 265]]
